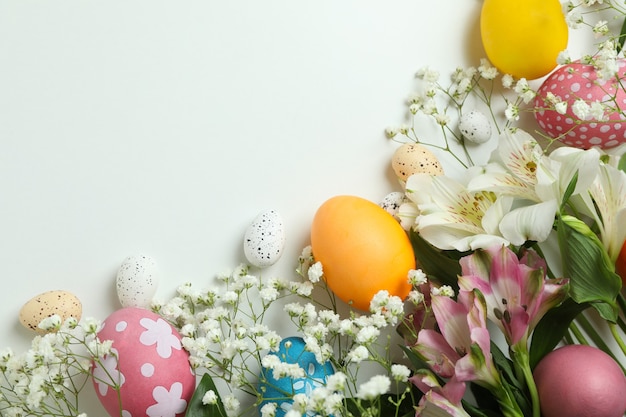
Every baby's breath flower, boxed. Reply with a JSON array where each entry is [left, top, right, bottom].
[[478, 58, 498, 79], [590, 101, 607, 121], [37, 314, 61, 332], [501, 74, 514, 89], [260, 402, 277, 417], [557, 50, 572, 65], [356, 375, 391, 400], [434, 113, 450, 126], [416, 66, 440, 83], [408, 269, 427, 286], [566, 10, 583, 28], [385, 126, 399, 138], [505, 102, 520, 121], [356, 326, 380, 345], [259, 286, 279, 303], [431, 285, 455, 297], [572, 98, 591, 119], [408, 290, 425, 305], [307, 261, 324, 283], [326, 372, 347, 391], [593, 20, 609, 37], [391, 364, 411, 382], [346, 345, 369, 363], [223, 394, 240, 416], [202, 389, 218, 405], [291, 393, 309, 413]]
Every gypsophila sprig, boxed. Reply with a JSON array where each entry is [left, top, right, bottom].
[[0, 315, 119, 417]]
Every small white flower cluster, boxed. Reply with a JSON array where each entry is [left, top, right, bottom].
[[151, 248, 421, 417], [386, 58, 504, 170], [0, 316, 112, 417]]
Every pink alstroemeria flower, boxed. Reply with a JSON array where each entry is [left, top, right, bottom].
[[412, 290, 500, 388], [410, 370, 470, 417], [457, 245, 568, 348]]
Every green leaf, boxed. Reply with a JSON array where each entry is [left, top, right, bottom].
[[618, 152, 626, 174], [529, 298, 588, 368], [560, 170, 579, 212], [618, 15, 626, 53], [409, 229, 463, 290], [185, 373, 227, 417], [556, 215, 620, 322]]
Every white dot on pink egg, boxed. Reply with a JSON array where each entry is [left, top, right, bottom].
[[116, 321, 128, 332], [142, 363, 155, 377]]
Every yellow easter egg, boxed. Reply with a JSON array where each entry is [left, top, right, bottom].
[[480, 0, 568, 80]]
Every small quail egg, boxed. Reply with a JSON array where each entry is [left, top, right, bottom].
[[19, 290, 82, 333], [243, 209, 286, 268], [459, 110, 492, 144], [391, 143, 444, 183]]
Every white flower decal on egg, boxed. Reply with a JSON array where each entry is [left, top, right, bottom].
[[146, 382, 188, 417], [139, 317, 182, 359], [92, 348, 125, 395]]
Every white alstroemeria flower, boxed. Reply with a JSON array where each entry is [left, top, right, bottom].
[[536, 145, 600, 204], [575, 163, 626, 261], [405, 173, 510, 251], [499, 200, 559, 245], [469, 129, 543, 200]]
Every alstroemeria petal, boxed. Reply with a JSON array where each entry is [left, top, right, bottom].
[[415, 329, 459, 378], [499, 200, 558, 245]]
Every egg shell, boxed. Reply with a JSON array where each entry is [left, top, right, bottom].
[[258, 336, 334, 417], [92, 307, 196, 417], [116, 255, 159, 308], [19, 290, 82, 333], [459, 110, 492, 144], [310, 195, 415, 311], [380, 191, 407, 218], [533, 344, 626, 417], [243, 209, 286, 268], [534, 59, 626, 149], [391, 143, 444, 183]]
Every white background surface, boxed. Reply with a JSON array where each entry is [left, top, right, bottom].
[[0, 1, 590, 414]]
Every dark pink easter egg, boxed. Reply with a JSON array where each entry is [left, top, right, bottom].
[[534, 60, 626, 149], [92, 307, 196, 417]]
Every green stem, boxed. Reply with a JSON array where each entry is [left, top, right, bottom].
[[609, 323, 626, 364], [512, 349, 541, 417], [568, 321, 589, 345], [575, 314, 618, 360]]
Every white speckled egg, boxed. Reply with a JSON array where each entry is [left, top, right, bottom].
[[116, 255, 159, 308], [534, 59, 626, 149], [459, 110, 492, 144], [19, 290, 82, 333], [243, 209, 286, 268], [258, 336, 334, 417], [92, 307, 195, 417], [380, 191, 407, 218], [391, 143, 444, 183]]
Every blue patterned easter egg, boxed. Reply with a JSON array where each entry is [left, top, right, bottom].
[[258, 336, 334, 416]]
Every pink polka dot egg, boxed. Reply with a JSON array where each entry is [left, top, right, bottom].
[[92, 307, 196, 417], [534, 59, 626, 149]]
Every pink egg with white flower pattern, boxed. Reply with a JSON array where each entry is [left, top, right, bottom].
[[534, 59, 626, 149], [92, 307, 196, 417]]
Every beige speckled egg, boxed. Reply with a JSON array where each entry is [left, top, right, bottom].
[[391, 143, 444, 182], [19, 290, 82, 333]]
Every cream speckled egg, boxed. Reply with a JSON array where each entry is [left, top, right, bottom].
[[380, 191, 407, 218], [459, 110, 492, 144], [116, 255, 159, 308], [243, 209, 286, 268], [391, 143, 444, 182], [19, 290, 82, 333]]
